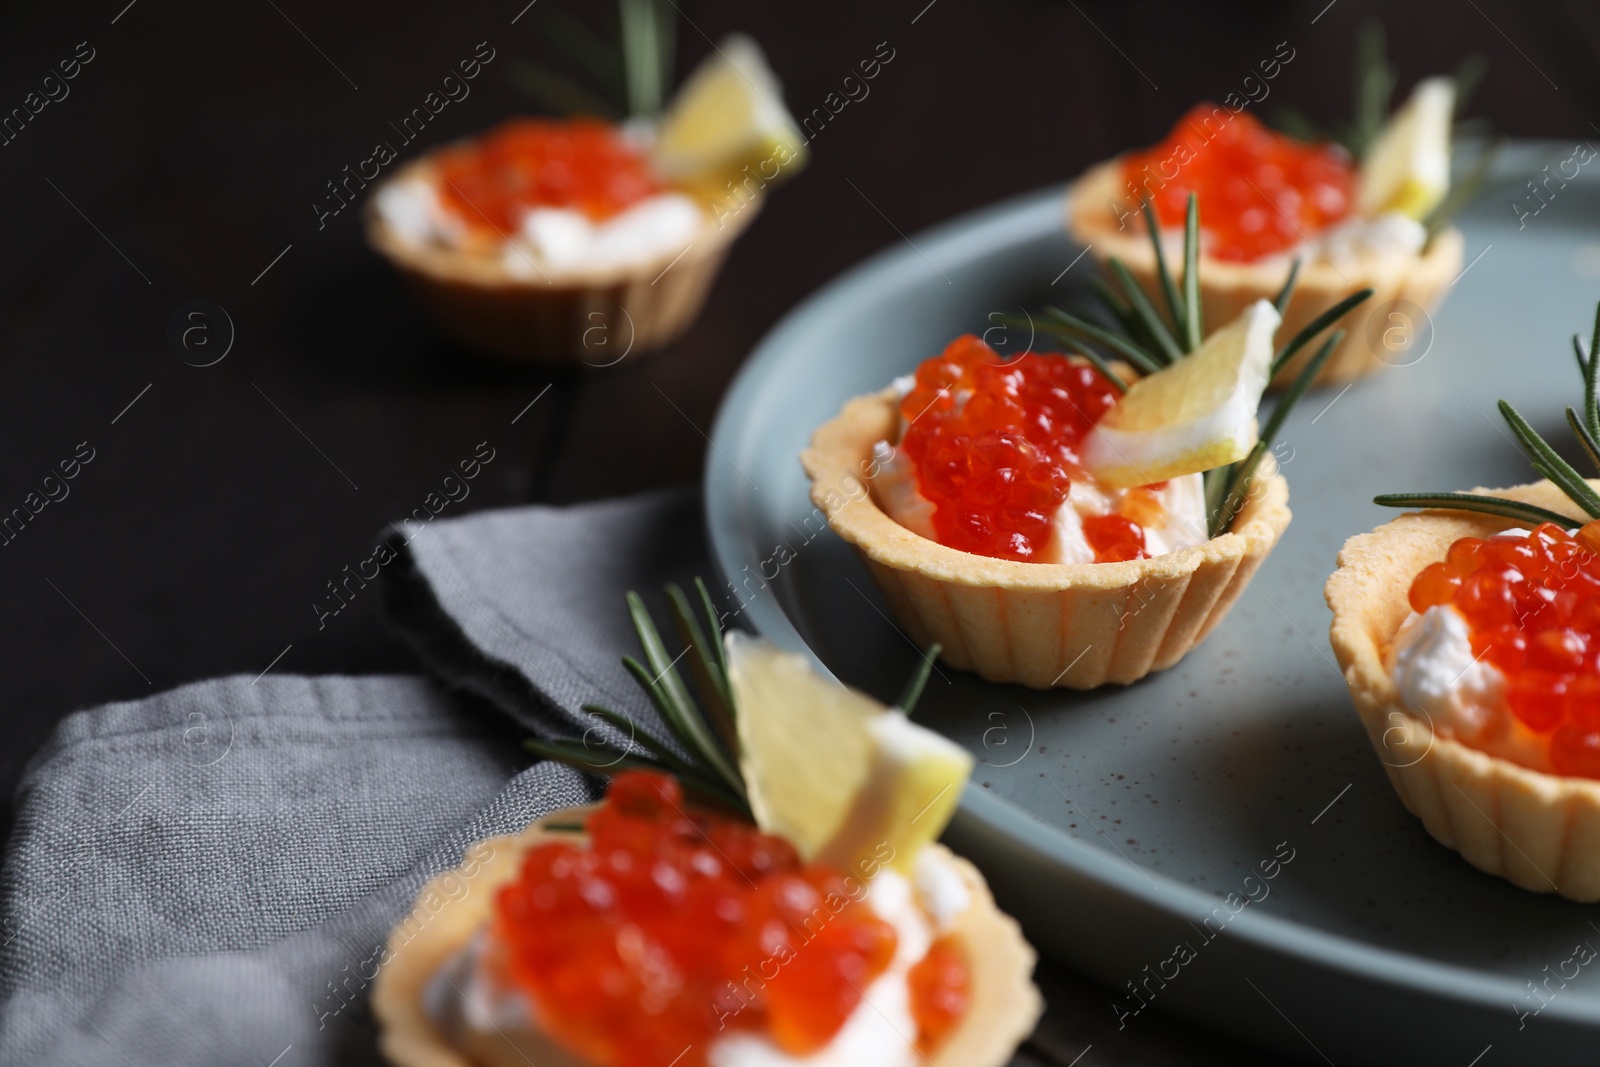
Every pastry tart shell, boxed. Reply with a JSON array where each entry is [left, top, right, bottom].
[[1064, 160, 1464, 388], [365, 157, 758, 367], [1326, 480, 1600, 901], [801, 386, 1292, 689], [372, 807, 1043, 1067]]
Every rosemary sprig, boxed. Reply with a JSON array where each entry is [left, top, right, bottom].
[[1376, 301, 1600, 527], [897, 644, 941, 716], [1087, 276, 1153, 357], [1273, 258, 1302, 315], [511, 0, 674, 120], [1372, 493, 1579, 529], [1347, 18, 1396, 162], [1140, 198, 1185, 334], [1497, 401, 1600, 517], [1182, 192, 1203, 351], [1034, 307, 1164, 376], [1064, 342, 1130, 394], [524, 579, 747, 814], [524, 580, 943, 817], [1109, 258, 1182, 365], [1271, 288, 1375, 379], [1030, 192, 1369, 537], [620, 0, 673, 117]]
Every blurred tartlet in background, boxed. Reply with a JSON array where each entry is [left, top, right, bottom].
[[367, 9, 805, 367], [1066, 24, 1493, 387]]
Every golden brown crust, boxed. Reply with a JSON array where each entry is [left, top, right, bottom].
[[364, 156, 757, 366], [373, 810, 1042, 1067], [372, 810, 595, 1067], [801, 386, 1291, 688], [1064, 160, 1464, 387], [1325, 480, 1600, 901]]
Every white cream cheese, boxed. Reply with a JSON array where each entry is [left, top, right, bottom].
[[1388, 602, 1553, 772], [912, 848, 970, 929], [375, 175, 703, 278], [504, 194, 703, 277], [1390, 605, 1506, 739], [1308, 211, 1427, 267], [374, 178, 468, 248], [1054, 468, 1208, 564], [1153, 208, 1428, 270]]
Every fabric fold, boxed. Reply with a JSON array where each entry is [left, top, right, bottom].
[[1, 489, 715, 1066]]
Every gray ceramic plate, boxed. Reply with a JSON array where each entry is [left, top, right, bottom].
[[705, 143, 1600, 1063]]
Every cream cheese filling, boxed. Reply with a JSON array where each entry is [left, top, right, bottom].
[[1388, 600, 1554, 775], [1151, 209, 1427, 270], [375, 177, 703, 277]]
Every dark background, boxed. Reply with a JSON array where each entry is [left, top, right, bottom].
[[0, 0, 1594, 1059]]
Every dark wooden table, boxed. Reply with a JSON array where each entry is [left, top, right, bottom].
[[2, 0, 1595, 1060]]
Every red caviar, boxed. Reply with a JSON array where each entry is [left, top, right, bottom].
[[898, 335, 1154, 563], [1407, 522, 1600, 777], [435, 118, 664, 236], [1122, 103, 1355, 262], [907, 936, 969, 1051], [492, 772, 966, 1066]]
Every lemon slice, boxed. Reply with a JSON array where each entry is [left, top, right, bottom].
[[1081, 299, 1279, 490], [1357, 75, 1455, 219], [726, 633, 972, 873], [652, 34, 808, 188]]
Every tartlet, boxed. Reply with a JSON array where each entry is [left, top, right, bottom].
[[373, 585, 1043, 1066], [1327, 481, 1600, 900], [366, 36, 802, 366], [801, 209, 1368, 690], [804, 382, 1290, 689], [366, 146, 758, 365], [1066, 157, 1462, 386], [1329, 315, 1600, 899], [1065, 77, 1472, 387], [373, 806, 1041, 1067]]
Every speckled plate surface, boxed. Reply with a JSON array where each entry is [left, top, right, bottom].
[[705, 144, 1600, 1063]]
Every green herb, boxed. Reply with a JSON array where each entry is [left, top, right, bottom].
[[1375, 303, 1600, 527], [524, 581, 943, 813], [620, 0, 673, 117], [510, 0, 675, 119], [1006, 192, 1371, 537], [1270, 288, 1375, 380], [1347, 18, 1397, 161], [897, 643, 941, 716], [1271, 19, 1494, 242]]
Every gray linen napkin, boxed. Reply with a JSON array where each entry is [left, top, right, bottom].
[[379, 485, 709, 740], [0, 488, 704, 1067]]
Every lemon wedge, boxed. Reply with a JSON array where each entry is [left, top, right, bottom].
[[1081, 299, 1279, 490], [726, 633, 972, 874], [652, 34, 808, 188], [1357, 75, 1455, 219]]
